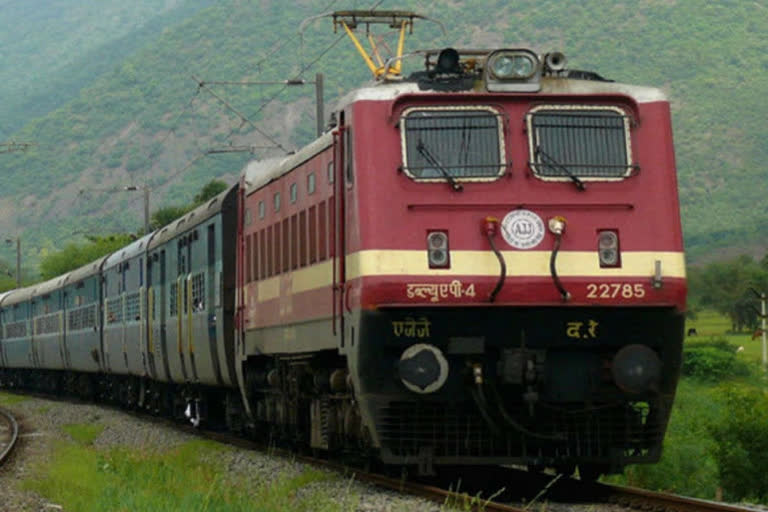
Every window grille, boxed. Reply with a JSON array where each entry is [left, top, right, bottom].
[[35, 312, 61, 335], [5, 321, 27, 339], [527, 106, 633, 179], [68, 304, 97, 331], [170, 282, 178, 317], [191, 273, 205, 311], [125, 292, 141, 321], [401, 107, 505, 180], [106, 297, 123, 324]]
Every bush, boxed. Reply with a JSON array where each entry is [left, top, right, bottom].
[[682, 338, 751, 381], [709, 385, 768, 501]]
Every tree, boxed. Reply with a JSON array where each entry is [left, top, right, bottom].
[[150, 205, 192, 230], [688, 254, 767, 332], [39, 234, 134, 280], [192, 179, 228, 205], [149, 179, 229, 230]]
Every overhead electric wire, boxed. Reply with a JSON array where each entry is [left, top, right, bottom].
[[122, 0, 384, 218]]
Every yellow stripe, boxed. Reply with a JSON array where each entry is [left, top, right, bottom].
[[257, 276, 281, 302], [252, 250, 684, 302], [347, 250, 686, 279]]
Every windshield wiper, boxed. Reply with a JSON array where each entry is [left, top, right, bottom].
[[417, 139, 463, 191], [535, 147, 586, 191]]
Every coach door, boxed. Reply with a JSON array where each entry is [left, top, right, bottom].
[[152, 250, 172, 383]]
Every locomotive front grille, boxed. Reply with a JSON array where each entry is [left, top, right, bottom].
[[378, 401, 664, 462]]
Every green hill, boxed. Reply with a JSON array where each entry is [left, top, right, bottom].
[[0, 0, 766, 276]]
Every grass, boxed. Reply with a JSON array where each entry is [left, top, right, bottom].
[[0, 390, 28, 406], [21, 437, 358, 512], [62, 422, 105, 445]]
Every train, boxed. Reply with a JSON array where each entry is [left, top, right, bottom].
[[0, 11, 685, 480]]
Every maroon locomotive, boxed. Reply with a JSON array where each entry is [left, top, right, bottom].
[[236, 12, 685, 479]]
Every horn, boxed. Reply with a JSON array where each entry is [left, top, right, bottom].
[[544, 52, 567, 72]]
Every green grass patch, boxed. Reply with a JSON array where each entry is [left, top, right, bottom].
[[0, 391, 28, 406], [21, 439, 357, 512], [62, 423, 105, 445]]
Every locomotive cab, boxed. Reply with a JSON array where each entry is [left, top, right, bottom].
[[331, 44, 685, 477]]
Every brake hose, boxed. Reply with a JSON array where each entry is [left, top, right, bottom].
[[483, 217, 506, 303], [548, 217, 570, 301]]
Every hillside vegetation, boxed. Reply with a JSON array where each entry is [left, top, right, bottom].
[[0, 0, 766, 275]]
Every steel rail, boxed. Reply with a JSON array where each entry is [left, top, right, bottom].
[[0, 406, 19, 466], [597, 482, 758, 512]]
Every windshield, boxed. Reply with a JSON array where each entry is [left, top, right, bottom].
[[527, 106, 633, 180], [401, 107, 505, 180]]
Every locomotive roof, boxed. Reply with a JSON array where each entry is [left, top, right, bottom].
[[334, 77, 668, 110], [243, 132, 333, 195]]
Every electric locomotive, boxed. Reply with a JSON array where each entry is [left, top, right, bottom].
[[238, 12, 685, 478]]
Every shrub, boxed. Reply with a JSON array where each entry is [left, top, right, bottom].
[[709, 384, 768, 502], [682, 338, 751, 381]]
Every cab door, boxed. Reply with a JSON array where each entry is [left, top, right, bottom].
[[332, 112, 348, 348]]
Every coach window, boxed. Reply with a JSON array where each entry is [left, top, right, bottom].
[[327, 161, 334, 184], [400, 106, 505, 182], [526, 105, 633, 181], [258, 200, 265, 219], [307, 172, 316, 194], [290, 183, 298, 204], [274, 192, 281, 212]]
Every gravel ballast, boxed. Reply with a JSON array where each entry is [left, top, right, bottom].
[[0, 394, 442, 512]]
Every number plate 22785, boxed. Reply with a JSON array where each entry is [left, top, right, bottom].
[[586, 283, 646, 299]]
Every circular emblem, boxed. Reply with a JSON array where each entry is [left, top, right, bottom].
[[500, 209, 545, 249]]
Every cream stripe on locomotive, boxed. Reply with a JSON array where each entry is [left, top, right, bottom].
[[254, 251, 684, 302]]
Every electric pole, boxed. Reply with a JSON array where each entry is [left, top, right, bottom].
[[749, 287, 767, 371]]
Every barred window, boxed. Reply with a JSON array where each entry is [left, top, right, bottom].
[[125, 292, 141, 321], [35, 313, 61, 335], [401, 107, 505, 180], [5, 321, 27, 339], [69, 304, 97, 331], [170, 282, 178, 317], [106, 297, 123, 324], [191, 273, 205, 311], [527, 106, 633, 179]]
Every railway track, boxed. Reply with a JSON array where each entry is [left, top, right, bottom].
[[0, 392, 760, 512], [0, 406, 19, 467]]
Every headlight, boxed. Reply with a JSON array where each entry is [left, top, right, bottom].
[[490, 53, 536, 79], [484, 49, 542, 92], [598, 230, 620, 267], [427, 231, 450, 268]]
